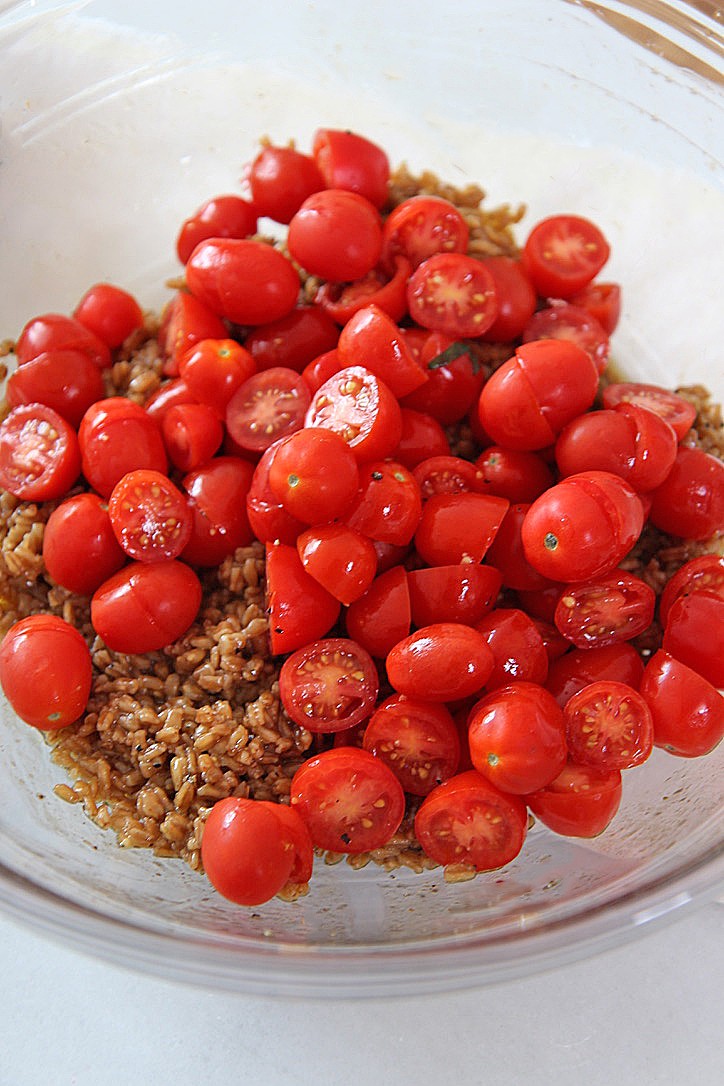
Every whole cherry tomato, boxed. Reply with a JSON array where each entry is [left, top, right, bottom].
[[525, 761, 622, 838], [265, 541, 341, 655], [91, 559, 202, 653], [312, 128, 390, 209], [73, 282, 144, 348], [386, 622, 494, 702], [0, 614, 92, 730], [287, 189, 383, 282]]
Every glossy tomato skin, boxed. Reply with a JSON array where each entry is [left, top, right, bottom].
[[287, 189, 383, 282], [144, 378, 197, 423], [545, 642, 645, 707], [554, 571, 655, 649], [200, 796, 294, 906], [363, 694, 460, 796], [157, 292, 228, 376], [525, 761, 622, 838], [658, 554, 724, 627], [268, 427, 359, 524], [386, 622, 494, 702], [296, 524, 377, 605], [279, 637, 378, 733], [79, 397, 167, 498], [640, 650, 724, 758], [344, 460, 422, 546], [301, 348, 343, 394], [42, 492, 127, 596], [555, 403, 677, 492], [15, 312, 111, 370], [337, 303, 427, 398], [312, 128, 390, 209], [601, 382, 696, 442], [265, 541, 341, 655], [6, 348, 105, 429], [475, 446, 553, 504], [414, 769, 528, 871], [181, 456, 255, 567], [248, 144, 325, 224], [647, 446, 724, 540], [260, 801, 315, 887], [225, 366, 310, 455], [0, 614, 92, 730], [407, 253, 498, 338], [485, 503, 553, 592], [414, 491, 508, 566], [522, 214, 610, 298], [413, 455, 486, 500], [468, 682, 567, 793], [244, 306, 339, 374], [479, 256, 537, 343], [407, 564, 502, 627], [564, 680, 654, 771], [474, 609, 549, 690], [305, 366, 402, 463], [569, 281, 622, 335], [245, 439, 307, 546], [161, 402, 224, 473], [522, 302, 610, 373], [394, 408, 450, 469], [186, 238, 300, 326], [91, 560, 202, 654], [662, 591, 724, 689], [178, 338, 256, 417], [73, 283, 144, 348], [401, 333, 481, 425], [290, 747, 405, 854], [344, 565, 411, 658], [314, 255, 411, 325], [176, 194, 257, 263], [0, 403, 81, 501], [380, 195, 469, 272]]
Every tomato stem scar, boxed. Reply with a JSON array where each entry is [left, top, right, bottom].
[[544, 532, 558, 551]]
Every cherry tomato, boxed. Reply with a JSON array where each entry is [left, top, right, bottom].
[[407, 252, 497, 338], [244, 306, 339, 373], [412, 454, 486, 500], [176, 194, 257, 264], [106, 469, 191, 562], [181, 456, 255, 566], [144, 378, 197, 423], [6, 348, 105, 428], [15, 312, 111, 370], [42, 492, 127, 596], [522, 214, 610, 298], [555, 403, 677, 492], [601, 381, 697, 441], [279, 637, 378, 733], [479, 256, 537, 343], [161, 402, 223, 473], [297, 524, 377, 605], [301, 348, 344, 394], [545, 642, 645, 707], [516, 582, 564, 624], [485, 503, 552, 591], [407, 564, 502, 627], [287, 189, 383, 282], [381, 195, 469, 272], [554, 571, 655, 649], [386, 622, 494, 702], [200, 796, 294, 906], [268, 426, 359, 524], [247, 144, 325, 224], [414, 491, 508, 566], [290, 747, 405, 854], [569, 281, 622, 335], [345, 565, 411, 658], [260, 801, 315, 887], [312, 128, 390, 209], [659, 554, 724, 627], [564, 680, 654, 770], [394, 408, 450, 469], [186, 238, 300, 325], [363, 694, 460, 796], [662, 591, 724, 689], [344, 460, 422, 546], [647, 446, 724, 540], [245, 439, 307, 546], [225, 366, 311, 455], [73, 283, 144, 348], [531, 617, 570, 662], [314, 255, 411, 325], [475, 609, 549, 690], [336, 303, 427, 398], [157, 292, 228, 376], [525, 761, 622, 838], [401, 333, 482, 425], [265, 541, 341, 655], [414, 769, 528, 870], [178, 338, 256, 416], [79, 397, 167, 498], [91, 559, 202, 653], [521, 471, 644, 582], [640, 650, 724, 758], [475, 446, 553, 503], [0, 403, 81, 501], [0, 614, 92, 730], [306, 366, 402, 462], [522, 302, 610, 373]]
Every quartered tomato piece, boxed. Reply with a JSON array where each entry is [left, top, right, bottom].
[[181, 456, 255, 567], [545, 642, 645, 707], [345, 565, 411, 658], [569, 281, 622, 335], [314, 255, 411, 325], [279, 637, 379, 733], [297, 524, 378, 605], [337, 303, 427, 398], [525, 761, 623, 838], [648, 446, 724, 541], [414, 491, 508, 566], [407, 564, 502, 627], [363, 694, 460, 796], [474, 609, 549, 690], [640, 650, 724, 758], [344, 460, 422, 546], [662, 591, 724, 689], [479, 256, 537, 343], [158, 291, 229, 377], [265, 542, 341, 655], [522, 302, 610, 373], [244, 305, 339, 374]]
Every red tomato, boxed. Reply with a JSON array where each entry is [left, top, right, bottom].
[[659, 554, 724, 627], [394, 408, 450, 469], [414, 491, 508, 566], [414, 769, 528, 870], [157, 292, 228, 376], [15, 312, 111, 370], [569, 281, 622, 335], [305, 366, 402, 462], [176, 194, 257, 263], [647, 446, 724, 540], [401, 333, 482, 425], [268, 426, 359, 524], [107, 469, 192, 563], [296, 524, 377, 605], [79, 397, 167, 498], [290, 747, 405, 854], [337, 303, 427, 398], [475, 446, 553, 504], [178, 338, 256, 416], [300, 348, 343, 394], [161, 402, 223, 473], [640, 650, 724, 758], [0, 614, 92, 730], [407, 564, 502, 627], [345, 460, 422, 546], [42, 492, 126, 596], [244, 306, 339, 373], [545, 642, 645, 707], [345, 565, 411, 658], [517, 582, 565, 624], [287, 189, 383, 282], [412, 454, 486, 500], [363, 694, 460, 796], [601, 381, 696, 441], [522, 303, 610, 373], [314, 255, 411, 325], [144, 378, 197, 423], [0, 403, 81, 501], [181, 456, 255, 566], [564, 680, 654, 770], [200, 796, 294, 906], [522, 214, 610, 298], [468, 682, 567, 794], [245, 439, 307, 546], [225, 366, 311, 455], [247, 144, 325, 224], [485, 503, 554, 591], [555, 403, 677, 492], [265, 541, 341, 655], [662, 591, 724, 689], [73, 283, 144, 348], [531, 617, 570, 662], [261, 801, 315, 887], [386, 622, 494, 702], [407, 253, 498, 338], [474, 609, 549, 690], [525, 761, 622, 838], [279, 637, 378, 733], [91, 559, 202, 653], [380, 195, 469, 272], [554, 571, 655, 649], [186, 238, 300, 325], [6, 348, 105, 428], [479, 256, 537, 343], [521, 471, 644, 582], [312, 128, 390, 209]]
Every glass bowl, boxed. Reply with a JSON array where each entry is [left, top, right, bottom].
[[0, 0, 722, 997]]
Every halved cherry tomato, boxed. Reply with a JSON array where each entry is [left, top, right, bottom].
[[144, 378, 197, 423], [297, 524, 377, 605], [569, 281, 622, 335], [640, 649, 724, 758], [545, 642, 645, 707], [381, 195, 469, 272], [525, 761, 622, 838], [279, 637, 378, 733], [662, 591, 724, 689], [659, 554, 724, 627], [485, 503, 554, 591], [386, 622, 494, 702], [200, 796, 294, 906], [290, 747, 405, 854], [300, 348, 344, 393], [554, 571, 655, 649], [73, 283, 144, 348], [345, 460, 422, 546], [555, 403, 677, 492], [15, 312, 111, 370], [394, 408, 450, 469], [247, 144, 325, 224], [181, 456, 255, 567], [305, 366, 402, 462], [107, 468, 192, 562], [344, 565, 411, 658], [648, 446, 724, 540], [157, 292, 228, 377], [225, 366, 310, 455], [363, 694, 460, 796], [475, 446, 553, 504], [412, 454, 486, 500], [161, 402, 224, 473], [522, 214, 610, 298], [245, 439, 307, 546], [0, 614, 93, 730], [265, 541, 341, 655], [79, 397, 167, 498], [314, 255, 411, 324], [176, 193, 258, 264], [414, 491, 508, 566], [186, 238, 300, 325], [268, 427, 359, 524], [531, 617, 570, 662], [564, 680, 654, 770], [337, 303, 427, 398], [407, 253, 498, 338], [6, 348, 105, 429], [244, 306, 339, 373], [407, 564, 502, 627], [178, 338, 256, 416], [260, 801, 315, 887], [479, 256, 537, 343], [474, 609, 549, 690], [601, 382, 697, 441], [287, 189, 383, 282], [91, 559, 202, 653], [0, 403, 81, 501], [43, 492, 126, 596], [401, 333, 481, 425], [312, 128, 390, 210], [522, 302, 610, 373]]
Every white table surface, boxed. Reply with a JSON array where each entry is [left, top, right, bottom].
[[1, 901, 721, 1086]]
